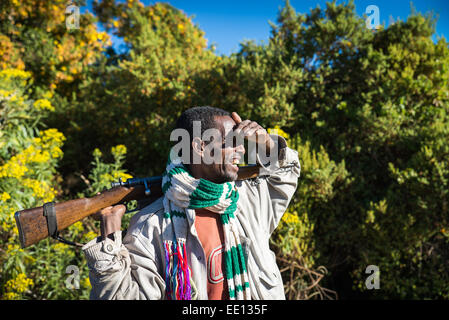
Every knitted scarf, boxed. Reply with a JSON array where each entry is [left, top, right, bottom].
[[161, 156, 251, 300]]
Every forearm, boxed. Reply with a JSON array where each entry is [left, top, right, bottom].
[[83, 231, 165, 300], [255, 135, 301, 233], [255, 134, 289, 168]]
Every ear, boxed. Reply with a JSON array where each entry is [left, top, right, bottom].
[[191, 137, 204, 155]]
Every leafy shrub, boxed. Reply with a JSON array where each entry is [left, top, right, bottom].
[[270, 127, 350, 299], [0, 68, 132, 299], [0, 68, 68, 299]]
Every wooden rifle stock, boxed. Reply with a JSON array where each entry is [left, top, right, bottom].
[[15, 165, 261, 248]]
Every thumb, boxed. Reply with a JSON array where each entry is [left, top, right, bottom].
[[231, 112, 242, 124]]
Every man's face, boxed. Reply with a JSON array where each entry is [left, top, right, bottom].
[[199, 115, 245, 183]]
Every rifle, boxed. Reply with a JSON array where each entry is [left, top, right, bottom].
[[14, 164, 262, 249]]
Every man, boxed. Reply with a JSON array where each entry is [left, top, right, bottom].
[[83, 106, 301, 300]]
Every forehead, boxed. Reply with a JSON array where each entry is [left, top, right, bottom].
[[214, 115, 236, 136]]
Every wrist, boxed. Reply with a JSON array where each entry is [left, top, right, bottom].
[[264, 137, 276, 157], [266, 137, 275, 151]]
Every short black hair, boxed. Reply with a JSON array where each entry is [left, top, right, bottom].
[[175, 106, 231, 145]]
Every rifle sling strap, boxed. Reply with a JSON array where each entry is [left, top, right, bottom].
[[43, 202, 84, 247]]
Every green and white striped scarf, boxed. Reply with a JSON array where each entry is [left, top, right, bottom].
[[161, 156, 251, 300]]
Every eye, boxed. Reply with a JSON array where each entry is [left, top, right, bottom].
[[222, 137, 238, 148]]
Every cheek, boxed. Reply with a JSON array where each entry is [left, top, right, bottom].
[[222, 149, 233, 164]]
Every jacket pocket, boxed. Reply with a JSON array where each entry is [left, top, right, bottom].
[[257, 250, 280, 288], [258, 268, 279, 288]]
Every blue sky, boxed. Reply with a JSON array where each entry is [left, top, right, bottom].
[[84, 0, 449, 56]]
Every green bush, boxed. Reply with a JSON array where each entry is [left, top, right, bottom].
[[0, 68, 133, 299]]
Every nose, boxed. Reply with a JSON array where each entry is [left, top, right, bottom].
[[235, 144, 245, 155]]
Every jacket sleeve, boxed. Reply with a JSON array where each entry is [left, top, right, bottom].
[[244, 134, 301, 235], [82, 229, 165, 300]]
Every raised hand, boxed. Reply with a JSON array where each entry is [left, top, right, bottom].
[[231, 112, 275, 150]]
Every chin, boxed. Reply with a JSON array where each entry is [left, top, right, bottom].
[[223, 174, 238, 183], [212, 169, 236, 184], [223, 166, 239, 182]]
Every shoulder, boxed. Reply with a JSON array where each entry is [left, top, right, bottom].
[[126, 196, 165, 238], [235, 176, 268, 199]]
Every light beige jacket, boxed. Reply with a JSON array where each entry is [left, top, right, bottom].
[[82, 135, 301, 300]]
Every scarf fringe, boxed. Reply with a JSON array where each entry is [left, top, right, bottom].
[[164, 240, 191, 300]]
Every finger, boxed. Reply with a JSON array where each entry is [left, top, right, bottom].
[[92, 207, 110, 220], [243, 126, 261, 139], [112, 204, 127, 216], [255, 128, 269, 143], [98, 206, 113, 216], [246, 122, 260, 130], [239, 121, 260, 131], [231, 112, 242, 124], [234, 120, 252, 135], [234, 120, 251, 136], [240, 122, 261, 136], [255, 128, 266, 137]]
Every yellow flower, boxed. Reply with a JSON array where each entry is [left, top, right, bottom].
[[53, 242, 69, 253], [42, 91, 53, 99], [1, 206, 16, 232], [2, 292, 19, 300], [81, 277, 91, 288], [97, 32, 108, 42], [113, 171, 133, 182], [82, 231, 98, 242], [70, 221, 84, 233], [42, 187, 57, 203], [33, 99, 55, 111], [50, 146, 63, 159], [0, 89, 13, 98], [0, 161, 28, 179], [281, 212, 299, 225], [111, 144, 127, 156], [93, 148, 102, 158], [268, 126, 290, 140], [22, 178, 56, 201], [6, 243, 23, 255], [28, 147, 51, 163], [1, 192, 11, 202], [40, 128, 66, 144], [5, 273, 33, 294], [0, 68, 31, 80]]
